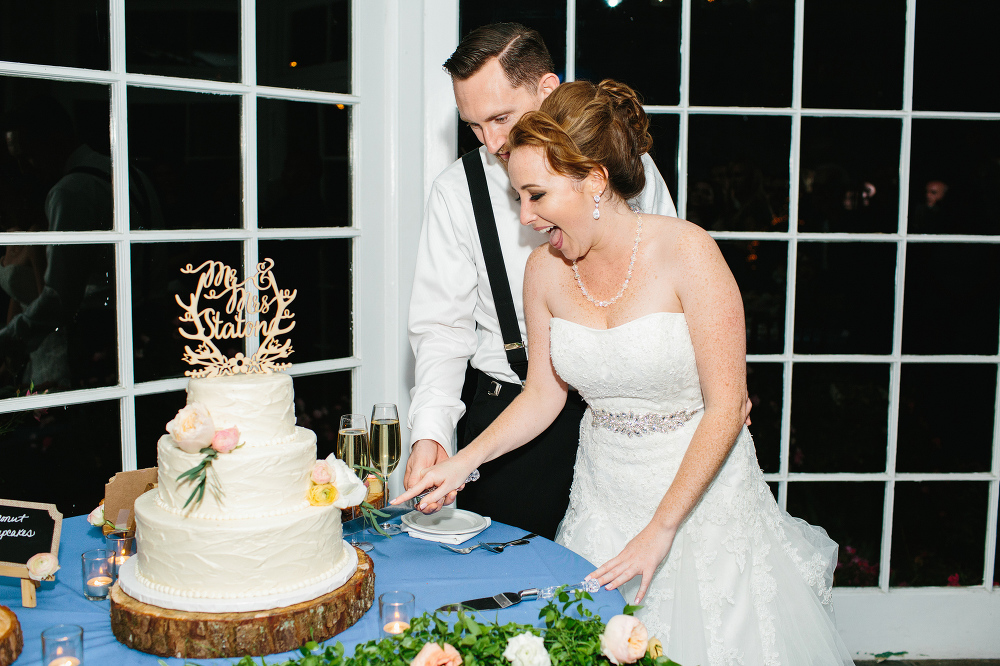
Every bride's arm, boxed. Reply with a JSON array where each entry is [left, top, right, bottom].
[[392, 247, 570, 509], [590, 222, 748, 603]]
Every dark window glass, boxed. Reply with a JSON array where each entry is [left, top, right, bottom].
[[135, 391, 186, 469], [913, 1, 1000, 112], [690, 0, 793, 108], [257, 0, 350, 93], [292, 371, 352, 460], [891, 482, 988, 587], [719, 240, 787, 355], [788, 482, 884, 587], [897, 364, 996, 474], [0, 0, 108, 70], [747, 362, 783, 474], [799, 117, 901, 234], [258, 99, 350, 228], [128, 88, 241, 230], [908, 120, 1000, 236], [258, 239, 351, 363], [795, 242, 896, 355], [131, 242, 243, 383], [688, 115, 790, 232], [790, 363, 889, 473], [647, 114, 679, 212], [460, 1, 566, 81], [576, 0, 680, 106], [0, 243, 117, 396], [902, 244, 1000, 355], [995, 509, 1000, 587], [126, 1, 239, 82], [0, 400, 120, 516], [802, 0, 905, 110]]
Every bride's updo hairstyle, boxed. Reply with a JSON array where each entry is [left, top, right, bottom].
[[505, 79, 652, 201]]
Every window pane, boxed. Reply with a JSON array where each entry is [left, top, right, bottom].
[[576, 0, 680, 106], [647, 114, 679, 213], [257, 0, 351, 94], [0, 400, 120, 516], [691, 0, 793, 108], [0, 79, 112, 231], [688, 115, 790, 232], [719, 240, 786, 355], [126, 1, 239, 82], [131, 242, 243, 383], [747, 362, 783, 474], [897, 364, 996, 474], [891, 482, 988, 587], [790, 363, 889, 473], [258, 240, 351, 363], [802, 0, 905, 110], [135, 391, 186, 469], [795, 242, 896, 355], [0, 0, 108, 70], [913, 1, 1000, 112], [459, 1, 566, 81], [799, 117, 901, 234], [0, 243, 117, 395], [292, 371, 352, 460], [908, 120, 1000, 235], [128, 88, 241, 230], [787, 482, 884, 587], [902, 244, 1000, 355], [258, 99, 350, 228]]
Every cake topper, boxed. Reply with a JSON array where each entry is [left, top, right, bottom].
[[175, 258, 296, 377]]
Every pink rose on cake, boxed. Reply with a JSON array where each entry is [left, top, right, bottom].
[[324, 455, 368, 509], [211, 427, 241, 453], [166, 403, 215, 453], [311, 460, 332, 485]]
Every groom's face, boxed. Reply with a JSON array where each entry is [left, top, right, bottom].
[[454, 58, 551, 160]]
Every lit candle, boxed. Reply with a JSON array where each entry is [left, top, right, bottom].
[[48, 657, 81, 666], [383, 620, 409, 634], [86, 575, 113, 597]]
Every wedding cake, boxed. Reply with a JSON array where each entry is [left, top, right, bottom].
[[123, 372, 365, 612]]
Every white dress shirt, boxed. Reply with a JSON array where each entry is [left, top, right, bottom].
[[407, 146, 676, 453]]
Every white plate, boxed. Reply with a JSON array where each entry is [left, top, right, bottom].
[[401, 508, 489, 535]]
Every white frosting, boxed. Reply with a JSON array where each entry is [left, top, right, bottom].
[[186, 373, 296, 446], [156, 428, 317, 516]]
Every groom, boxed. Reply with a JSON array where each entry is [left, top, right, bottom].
[[404, 23, 676, 539]]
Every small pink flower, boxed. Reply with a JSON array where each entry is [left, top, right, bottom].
[[410, 642, 462, 666], [211, 427, 241, 453], [600, 615, 648, 665], [311, 461, 332, 484], [947, 573, 960, 586]]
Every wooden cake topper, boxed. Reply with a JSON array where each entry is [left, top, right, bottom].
[[176, 258, 296, 377]]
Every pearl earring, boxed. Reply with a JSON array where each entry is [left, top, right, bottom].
[[593, 193, 602, 220]]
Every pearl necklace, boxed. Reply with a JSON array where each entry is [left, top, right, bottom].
[[572, 207, 642, 308]]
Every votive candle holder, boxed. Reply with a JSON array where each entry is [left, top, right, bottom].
[[81, 549, 113, 601], [41, 623, 84, 665], [379, 590, 414, 637]]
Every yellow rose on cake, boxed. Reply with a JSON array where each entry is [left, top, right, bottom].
[[308, 483, 338, 506]]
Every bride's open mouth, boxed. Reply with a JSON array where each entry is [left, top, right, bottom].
[[535, 224, 563, 250]]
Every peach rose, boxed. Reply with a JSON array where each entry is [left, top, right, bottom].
[[311, 461, 332, 484], [26, 552, 60, 581], [410, 642, 462, 666], [600, 615, 648, 665], [308, 483, 338, 506], [211, 427, 241, 453], [166, 403, 215, 454]]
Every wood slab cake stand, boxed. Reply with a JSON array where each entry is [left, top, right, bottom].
[[0, 605, 22, 666], [110, 547, 374, 659]]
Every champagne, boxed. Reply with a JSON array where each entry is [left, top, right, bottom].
[[371, 418, 401, 477], [336, 427, 370, 469]]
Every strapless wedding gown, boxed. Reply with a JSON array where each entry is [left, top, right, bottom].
[[551, 313, 854, 666]]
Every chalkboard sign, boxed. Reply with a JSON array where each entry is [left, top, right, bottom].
[[0, 499, 62, 568]]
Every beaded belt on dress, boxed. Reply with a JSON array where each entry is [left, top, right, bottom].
[[591, 407, 702, 437]]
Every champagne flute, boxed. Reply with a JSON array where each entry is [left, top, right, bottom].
[[370, 403, 402, 535], [338, 414, 373, 551]]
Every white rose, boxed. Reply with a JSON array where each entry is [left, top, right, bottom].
[[503, 632, 550, 666], [26, 552, 60, 581], [87, 505, 105, 527], [324, 455, 368, 509], [166, 403, 215, 454]]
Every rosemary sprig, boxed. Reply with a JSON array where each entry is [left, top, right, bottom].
[[177, 447, 219, 509], [352, 463, 392, 537]]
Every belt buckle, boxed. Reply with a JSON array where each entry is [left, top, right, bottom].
[[487, 380, 502, 397]]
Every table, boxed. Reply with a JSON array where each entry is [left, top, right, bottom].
[[2, 512, 627, 665]]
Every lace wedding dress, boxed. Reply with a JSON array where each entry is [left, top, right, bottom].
[[552, 312, 855, 666]]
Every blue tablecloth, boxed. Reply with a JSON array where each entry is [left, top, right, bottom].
[[2, 513, 626, 665]]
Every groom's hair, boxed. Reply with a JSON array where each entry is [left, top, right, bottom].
[[443, 22, 555, 91]]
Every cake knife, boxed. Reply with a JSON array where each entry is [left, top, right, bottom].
[[437, 579, 600, 612]]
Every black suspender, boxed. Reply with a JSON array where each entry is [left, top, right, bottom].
[[461, 149, 528, 385]]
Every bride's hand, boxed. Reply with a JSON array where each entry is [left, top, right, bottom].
[[391, 456, 472, 512], [587, 524, 677, 604]]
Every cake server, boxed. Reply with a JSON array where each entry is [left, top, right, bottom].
[[436, 579, 600, 612]]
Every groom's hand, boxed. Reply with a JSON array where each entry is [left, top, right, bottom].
[[404, 439, 456, 514]]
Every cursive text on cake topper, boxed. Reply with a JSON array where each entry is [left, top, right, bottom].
[[175, 258, 296, 377]]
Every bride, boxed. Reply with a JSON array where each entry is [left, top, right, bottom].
[[395, 79, 855, 665]]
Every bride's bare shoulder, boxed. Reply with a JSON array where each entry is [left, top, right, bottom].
[[645, 215, 718, 255]]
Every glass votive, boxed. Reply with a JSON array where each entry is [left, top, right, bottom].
[[379, 590, 414, 637], [81, 549, 114, 601], [105, 530, 136, 574], [41, 623, 84, 665]]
